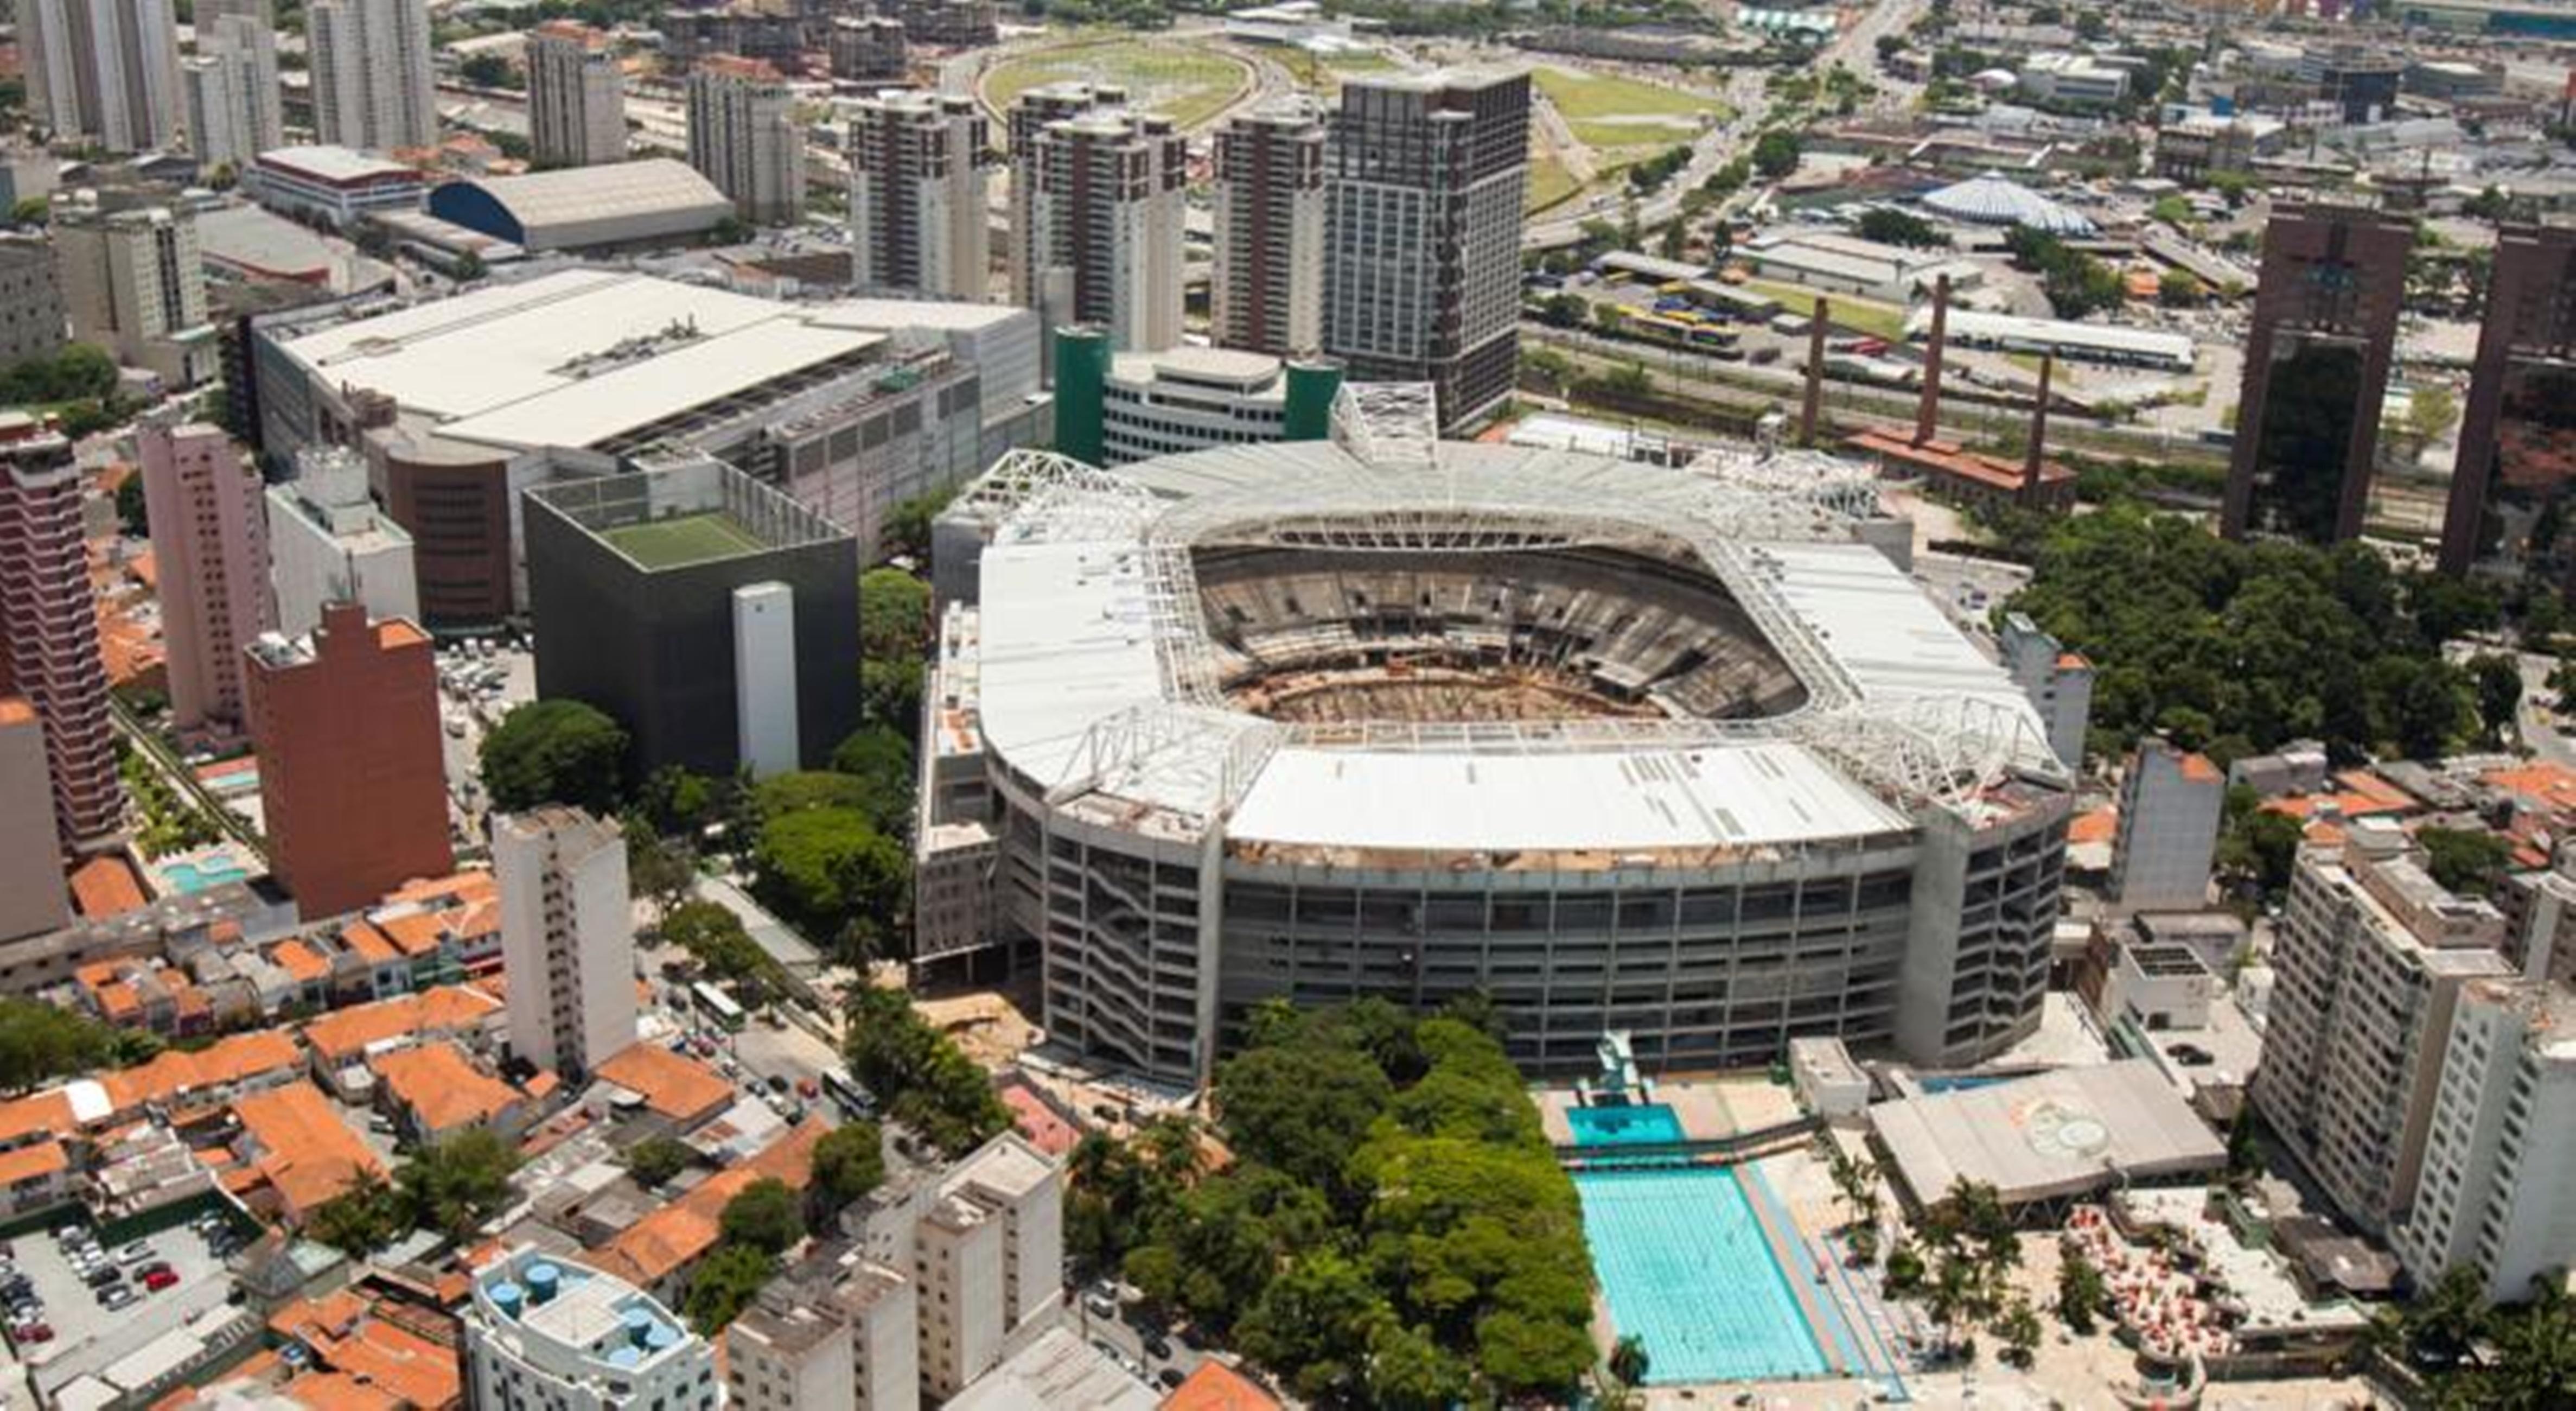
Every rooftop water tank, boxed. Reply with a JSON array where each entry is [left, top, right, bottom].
[[622, 1308, 654, 1347], [489, 1281, 524, 1319], [526, 1262, 561, 1305]]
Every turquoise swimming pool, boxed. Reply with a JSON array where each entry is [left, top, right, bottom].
[[164, 856, 250, 892], [1565, 1103, 1684, 1147], [1575, 1165, 1832, 1383]]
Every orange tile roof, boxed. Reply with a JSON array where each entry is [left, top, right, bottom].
[[272, 938, 332, 983], [272, 1291, 463, 1410], [283, 1372, 403, 1411], [1161, 1363, 1281, 1411], [0, 1091, 74, 1146], [371, 1043, 519, 1135], [103, 1029, 302, 1111], [377, 913, 447, 957], [0, 1140, 68, 1186], [380, 872, 496, 908], [2180, 753, 2222, 784], [69, 855, 146, 918], [595, 1120, 826, 1286], [340, 921, 400, 965], [2485, 761, 2576, 813], [97, 981, 140, 1020], [302, 987, 502, 1064], [232, 1081, 388, 1219], [592, 1043, 732, 1123], [2068, 804, 2118, 845]]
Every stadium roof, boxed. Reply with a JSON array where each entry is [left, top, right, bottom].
[[1870, 1060, 2228, 1207], [425, 160, 732, 251], [1920, 171, 2099, 235]]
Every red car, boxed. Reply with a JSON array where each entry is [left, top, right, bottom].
[[796, 1078, 819, 1100], [142, 1269, 177, 1292], [14, 1324, 49, 1344]]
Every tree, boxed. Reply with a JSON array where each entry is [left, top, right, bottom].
[[1997, 1296, 2042, 1368], [684, 1244, 775, 1334], [719, 1176, 805, 1254], [1752, 129, 1801, 178], [1855, 207, 1946, 248], [1592, 301, 1627, 335], [2056, 1246, 2107, 1333], [624, 1134, 696, 1187], [396, 1129, 521, 1239], [0, 999, 118, 1092], [626, 821, 698, 923], [460, 52, 518, 88], [2420, 826, 2515, 898], [662, 899, 770, 981], [115, 474, 148, 536], [1213, 1040, 1393, 1197], [881, 488, 954, 565], [479, 699, 628, 813], [1609, 1332, 1650, 1385], [307, 1171, 409, 1255], [2471, 652, 2523, 745], [808, 1121, 884, 1217], [750, 807, 906, 945], [843, 986, 1010, 1158], [2158, 269, 2205, 308], [830, 726, 914, 834], [859, 567, 932, 661], [8, 198, 46, 227], [2409, 384, 2462, 444]]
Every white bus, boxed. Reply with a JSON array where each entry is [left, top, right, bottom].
[[691, 981, 745, 1033]]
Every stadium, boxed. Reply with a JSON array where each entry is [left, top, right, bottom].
[[930, 395, 2074, 1083]]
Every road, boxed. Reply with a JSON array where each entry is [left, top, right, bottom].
[[2516, 650, 2576, 768]]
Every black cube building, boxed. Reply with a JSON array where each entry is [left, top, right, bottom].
[[526, 461, 860, 780]]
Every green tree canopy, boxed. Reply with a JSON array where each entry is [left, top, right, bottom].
[[0, 998, 119, 1093], [662, 899, 770, 981], [684, 1244, 775, 1334], [396, 1128, 521, 1238], [718, 1176, 805, 1254], [881, 488, 954, 565], [808, 1121, 885, 1217], [480, 699, 628, 813], [623, 1134, 696, 1187], [859, 567, 931, 660], [750, 806, 906, 945], [1751, 129, 1802, 177], [843, 986, 1011, 1158], [829, 726, 915, 835]]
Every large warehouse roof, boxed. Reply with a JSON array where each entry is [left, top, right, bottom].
[[1920, 171, 2098, 236], [425, 160, 732, 251], [1871, 1060, 2228, 1207]]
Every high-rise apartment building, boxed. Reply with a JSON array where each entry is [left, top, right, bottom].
[[245, 601, 451, 918], [1997, 611, 2092, 768], [139, 422, 270, 741], [2393, 977, 2576, 1303], [527, 21, 626, 169], [0, 237, 68, 368], [2107, 738, 2225, 911], [0, 420, 122, 854], [1007, 82, 1185, 352], [494, 805, 637, 1081], [467, 1249, 717, 1411], [181, 14, 283, 175], [308, 0, 437, 154], [20, 0, 182, 154], [265, 445, 418, 640], [827, 16, 906, 84], [52, 201, 216, 386], [2439, 223, 2576, 588], [1212, 96, 1325, 358], [686, 55, 804, 226], [725, 1263, 918, 1411], [0, 701, 71, 942], [2221, 204, 2413, 545], [846, 90, 989, 300], [2250, 821, 2514, 1236], [195, 0, 272, 25], [1321, 68, 1529, 433], [839, 1132, 1062, 1400]]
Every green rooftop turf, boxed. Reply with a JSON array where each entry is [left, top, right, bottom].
[[597, 511, 767, 569]]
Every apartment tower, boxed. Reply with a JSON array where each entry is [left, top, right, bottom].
[[494, 805, 638, 1080], [1212, 96, 1326, 358], [180, 14, 283, 174], [53, 200, 215, 386], [307, 0, 438, 152], [0, 423, 123, 853], [139, 422, 270, 741], [1321, 68, 1530, 433], [20, 0, 183, 153], [244, 601, 452, 919], [686, 55, 805, 226], [527, 21, 626, 168], [2107, 739, 2226, 911], [846, 90, 989, 300], [1007, 82, 1185, 353], [2393, 978, 2576, 1304], [0, 701, 71, 941]]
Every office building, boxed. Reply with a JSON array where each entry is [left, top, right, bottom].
[[1998, 611, 2092, 768], [246, 602, 450, 919], [1212, 96, 1326, 357], [2393, 978, 2576, 1304], [725, 1263, 918, 1411], [525, 462, 859, 780], [2250, 822, 2514, 1236], [0, 703, 68, 942], [139, 422, 270, 741], [527, 21, 626, 169], [686, 55, 804, 226], [2221, 205, 2412, 545], [494, 806, 636, 1080], [307, 0, 437, 154], [2108, 739, 2225, 911], [2440, 223, 2576, 588], [1008, 83, 1185, 352], [181, 14, 283, 175], [1321, 68, 1528, 433], [1049, 328, 1340, 467], [0, 421, 122, 853], [20, 0, 182, 154], [0, 237, 67, 367], [53, 200, 216, 386], [827, 16, 906, 84], [846, 90, 989, 299], [467, 1249, 716, 1411], [841, 1133, 1062, 1400], [265, 446, 418, 640]]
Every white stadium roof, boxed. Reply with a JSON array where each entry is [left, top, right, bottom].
[[1921, 171, 2099, 236]]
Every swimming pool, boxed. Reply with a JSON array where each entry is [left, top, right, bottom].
[[1576, 1165, 1832, 1383], [1565, 1103, 1685, 1147], [164, 856, 250, 892], [1917, 1073, 2014, 1095]]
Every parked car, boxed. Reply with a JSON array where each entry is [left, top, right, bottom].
[[11, 1324, 50, 1345], [1156, 1368, 1185, 1390], [83, 1267, 122, 1289], [142, 1269, 178, 1292], [98, 1286, 136, 1311], [115, 1241, 156, 1265]]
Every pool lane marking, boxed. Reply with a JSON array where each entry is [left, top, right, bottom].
[[1736, 1162, 1850, 1375]]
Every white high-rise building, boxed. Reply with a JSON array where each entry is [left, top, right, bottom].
[[467, 1249, 717, 1411], [726, 1263, 919, 1411], [494, 805, 637, 1081], [2394, 978, 2576, 1303], [847, 90, 989, 300], [308, 0, 437, 153], [1212, 96, 1325, 358], [265, 445, 418, 639], [21, 0, 183, 154], [686, 56, 803, 226], [527, 21, 625, 168], [1998, 611, 2093, 768], [843, 1132, 1062, 1400], [1007, 82, 1184, 353], [2108, 738, 2226, 911], [181, 15, 283, 175], [52, 200, 217, 386]]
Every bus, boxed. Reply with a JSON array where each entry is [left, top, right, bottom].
[[820, 1067, 875, 1118], [691, 981, 746, 1033]]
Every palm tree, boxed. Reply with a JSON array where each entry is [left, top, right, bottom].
[[2405, 1266, 2491, 1373], [1609, 1333, 1650, 1386]]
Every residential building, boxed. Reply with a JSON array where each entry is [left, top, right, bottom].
[[527, 21, 626, 169], [20, 0, 183, 153], [2501, 847, 2576, 987], [846, 90, 989, 300], [265, 445, 418, 640], [1322, 68, 1530, 433], [2108, 739, 2226, 911], [827, 16, 906, 84], [524, 462, 860, 780], [139, 422, 270, 742], [2250, 822, 2514, 1236], [493, 805, 636, 1081], [687, 55, 804, 226], [2222, 204, 2413, 545], [2440, 223, 2576, 589], [1008, 83, 1185, 352], [244, 145, 429, 230], [0, 237, 67, 368], [307, 0, 437, 154], [244, 602, 452, 919], [1212, 96, 1326, 358], [725, 1264, 918, 1411], [0, 702, 69, 942], [465, 1249, 717, 1411], [196, 0, 272, 27], [1049, 328, 1340, 467], [841, 1132, 1063, 1400], [1998, 611, 2092, 767], [0, 421, 122, 852], [2393, 977, 2576, 1302], [52, 200, 217, 386], [181, 15, 283, 175]]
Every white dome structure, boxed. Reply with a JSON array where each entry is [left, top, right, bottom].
[[1921, 171, 2099, 237]]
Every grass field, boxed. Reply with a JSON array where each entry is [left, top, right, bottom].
[[1740, 279, 1910, 343], [1533, 66, 1730, 154], [1527, 150, 1580, 213], [985, 37, 1250, 129], [600, 512, 766, 569]]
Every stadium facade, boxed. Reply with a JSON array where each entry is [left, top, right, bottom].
[[922, 399, 2075, 1082]]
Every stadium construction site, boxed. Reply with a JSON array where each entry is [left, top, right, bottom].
[[919, 387, 2076, 1085]]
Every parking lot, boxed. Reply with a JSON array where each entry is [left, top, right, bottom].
[[15, 1213, 241, 1396]]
